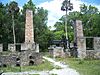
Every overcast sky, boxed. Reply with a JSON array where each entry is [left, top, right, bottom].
[[1, 0, 100, 29]]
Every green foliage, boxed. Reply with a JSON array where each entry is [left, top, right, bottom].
[[80, 4, 98, 14], [0, 1, 52, 51], [0, 1, 100, 51], [53, 4, 100, 44], [8, 1, 19, 14], [54, 30, 64, 40], [22, 0, 35, 15]]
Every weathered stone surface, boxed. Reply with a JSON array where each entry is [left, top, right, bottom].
[[65, 51, 71, 57], [49, 46, 65, 58], [75, 20, 86, 59], [35, 44, 39, 53], [77, 38, 86, 58], [0, 51, 42, 67], [20, 50, 42, 66], [86, 50, 100, 59], [0, 44, 3, 52], [21, 43, 35, 51], [25, 9, 34, 43], [94, 37, 100, 50], [21, 43, 28, 51], [8, 44, 16, 52], [24, 9, 39, 52], [0, 54, 18, 67]]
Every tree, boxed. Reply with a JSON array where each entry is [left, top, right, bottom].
[[33, 7, 50, 51], [80, 4, 98, 14], [8, 1, 19, 45], [54, 15, 74, 42], [54, 4, 100, 43], [22, 0, 35, 15]]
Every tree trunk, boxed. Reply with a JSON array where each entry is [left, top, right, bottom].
[[12, 14, 16, 50]]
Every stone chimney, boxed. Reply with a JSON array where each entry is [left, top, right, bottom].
[[74, 20, 86, 59], [25, 9, 34, 43]]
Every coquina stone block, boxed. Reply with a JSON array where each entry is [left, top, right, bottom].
[[74, 20, 86, 59]]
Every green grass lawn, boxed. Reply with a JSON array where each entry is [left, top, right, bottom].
[[0, 60, 54, 72], [57, 57, 100, 75]]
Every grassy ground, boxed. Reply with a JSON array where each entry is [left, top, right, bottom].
[[0, 60, 54, 72], [57, 57, 100, 75]]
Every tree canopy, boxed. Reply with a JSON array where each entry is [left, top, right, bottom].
[[0, 0, 53, 51], [53, 4, 100, 43], [0, 1, 100, 51]]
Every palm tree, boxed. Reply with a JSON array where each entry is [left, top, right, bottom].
[[8, 1, 19, 49]]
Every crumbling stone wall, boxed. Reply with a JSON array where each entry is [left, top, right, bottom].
[[86, 37, 100, 59], [20, 50, 42, 66], [94, 37, 100, 50], [49, 46, 66, 58], [86, 50, 100, 59], [0, 50, 42, 67]]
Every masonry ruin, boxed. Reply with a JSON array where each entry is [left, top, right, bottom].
[[74, 20, 100, 59], [0, 9, 42, 68], [74, 20, 86, 59], [48, 20, 100, 59]]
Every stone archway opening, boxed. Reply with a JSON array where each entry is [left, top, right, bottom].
[[16, 64, 20, 67], [29, 56, 33, 59], [3, 64, 7, 67], [16, 58, 20, 61], [29, 60, 34, 66], [86, 38, 94, 50]]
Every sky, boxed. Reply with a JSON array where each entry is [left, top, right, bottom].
[[0, 0, 100, 30]]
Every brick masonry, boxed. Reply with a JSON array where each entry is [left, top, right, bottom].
[[25, 9, 34, 43]]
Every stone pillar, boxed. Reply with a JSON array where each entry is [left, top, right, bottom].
[[0, 44, 3, 52], [8, 44, 16, 52], [25, 9, 34, 43], [36, 44, 39, 53], [94, 37, 100, 50], [75, 20, 86, 59]]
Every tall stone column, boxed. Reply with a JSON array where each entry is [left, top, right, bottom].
[[25, 9, 34, 43], [74, 20, 86, 59], [21, 9, 36, 51]]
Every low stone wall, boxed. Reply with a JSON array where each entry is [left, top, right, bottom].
[[0, 54, 18, 67], [49, 47, 67, 58], [65, 51, 71, 57], [86, 50, 100, 59], [20, 50, 42, 66], [0, 50, 42, 67]]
